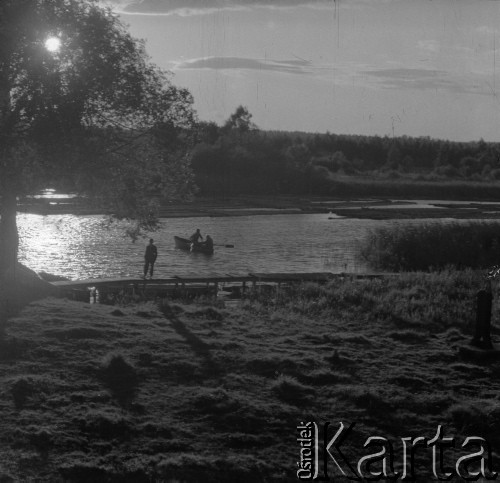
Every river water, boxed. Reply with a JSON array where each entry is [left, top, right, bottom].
[[17, 212, 444, 280]]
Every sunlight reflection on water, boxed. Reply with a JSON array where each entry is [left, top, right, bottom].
[[17, 213, 422, 280]]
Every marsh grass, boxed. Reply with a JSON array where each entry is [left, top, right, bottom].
[[1, 271, 500, 481], [359, 221, 500, 271]]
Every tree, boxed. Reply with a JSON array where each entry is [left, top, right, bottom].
[[222, 105, 257, 133], [384, 144, 403, 170], [0, 0, 196, 314], [196, 121, 220, 145]]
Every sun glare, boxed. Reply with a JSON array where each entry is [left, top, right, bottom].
[[44, 36, 61, 53]]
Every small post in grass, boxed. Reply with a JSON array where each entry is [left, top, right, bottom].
[[471, 265, 500, 350], [471, 281, 493, 349]]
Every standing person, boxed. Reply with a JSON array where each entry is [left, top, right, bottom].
[[143, 238, 157, 279], [189, 229, 203, 244]]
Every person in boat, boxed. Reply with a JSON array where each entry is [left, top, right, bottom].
[[189, 229, 203, 244], [143, 238, 158, 279], [203, 235, 214, 250]]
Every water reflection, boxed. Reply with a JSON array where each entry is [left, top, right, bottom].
[[17, 213, 425, 280]]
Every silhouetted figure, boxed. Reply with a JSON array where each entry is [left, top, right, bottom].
[[471, 280, 494, 349], [189, 229, 203, 244], [203, 235, 214, 250], [143, 239, 157, 279]]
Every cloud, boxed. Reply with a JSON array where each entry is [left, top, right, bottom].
[[476, 25, 499, 35], [176, 56, 315, 75], [367, 68, 445, 80], [364, 68, 457, 92], [102, 0, 332, 15], [417, 40, 439, 54], [363, 67, 490, 96]]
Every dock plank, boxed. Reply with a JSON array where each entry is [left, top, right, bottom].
[[50, 272, 397, 295], [249, 272, 334, 281]]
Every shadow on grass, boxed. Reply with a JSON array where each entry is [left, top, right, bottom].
[[158, 301, 220, 378], [99, 354, 139, 405]]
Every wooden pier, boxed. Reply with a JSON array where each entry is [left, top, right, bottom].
[[49, 271, 394, 302]]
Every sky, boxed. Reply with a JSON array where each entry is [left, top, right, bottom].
[[102, 0, 500, 143]]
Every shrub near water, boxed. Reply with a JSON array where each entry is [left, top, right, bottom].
[[359, 221, 500, 271]]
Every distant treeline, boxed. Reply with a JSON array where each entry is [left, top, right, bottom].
[[191, 113, 500, 198]]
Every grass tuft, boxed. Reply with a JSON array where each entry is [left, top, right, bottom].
[[448, 402, 500, 440], [388, 330, 428, 344], [156, 454, 270, 483], [337, 385, 394, 419], [270, 374, 313, 405], [190, 307, 224, 320], [77, 410, 133, 440], [192, 387, 241, 415], [0, 337, 26, 361], [58, 463, 111, 482], [300, 369, 350, 385], [10, 377, 41, 409], [245, 356, 299, 378]]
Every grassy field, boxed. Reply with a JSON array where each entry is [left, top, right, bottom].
[[1, 271, 499, 481]]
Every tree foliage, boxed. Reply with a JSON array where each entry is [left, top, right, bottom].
[[191, 118, 500, 198], [0, 0, 196, 205], [222, 105, 257, 133], [0, 0, 196, 297]]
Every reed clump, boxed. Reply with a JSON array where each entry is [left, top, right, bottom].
[[359, 221, 500, 271]]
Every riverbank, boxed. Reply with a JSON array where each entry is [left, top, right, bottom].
[[1, 270, 499, 481], [18, 194, 500, 220]]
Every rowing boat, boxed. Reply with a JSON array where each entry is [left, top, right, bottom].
[[174, 236, 214, 255]]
